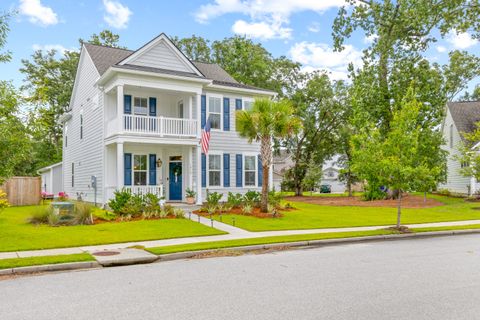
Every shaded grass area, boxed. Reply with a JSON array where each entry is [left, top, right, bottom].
[[0, 206, 225, 252], [212, 194, 480, 231], [147, 229, 398, 255], [0, 253, 93, 270]]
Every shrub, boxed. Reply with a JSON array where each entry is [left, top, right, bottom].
[[47, 210, 60, 226], [362, 185, 386, 201], [436, 188, 451, 197], [58, 192, 69, 201], [221, 202, 233, 213], [227, 192, 243, 208], [243, 190, 260, 207], [0, 190, 9, 213], [121, 194, 144, 218], [173, 208, 185, 219], [108, 189, 132, 215], [73, 202, 93, 225], [29, 206, 52, 224], [205, 191, 222, 214], [185, 188, 196, 198], [242, 203, 253, 215], [144, 193, 161, 214], [268, 191, 283, 209]]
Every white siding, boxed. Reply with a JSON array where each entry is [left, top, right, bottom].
[[63, 48, 104, 203], [129, 39, 193, 73], [200, 91, 262, 200], [438, 108, 471, 194]]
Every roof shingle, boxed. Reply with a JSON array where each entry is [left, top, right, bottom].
[[448, 101, 480, 139]]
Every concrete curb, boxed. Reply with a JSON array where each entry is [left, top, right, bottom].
[[156, 229, 480, 262], [0, 261, 101, 276]]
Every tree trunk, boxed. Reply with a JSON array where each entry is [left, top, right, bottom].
[[396, 190, 402, 229], [424, 191, 427, 204], [261, 163, 269, 213], [295, 185, 303, 197], [347, 171, 353, 197]]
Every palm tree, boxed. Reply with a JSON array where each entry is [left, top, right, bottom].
[[236, 98, 301, 212]]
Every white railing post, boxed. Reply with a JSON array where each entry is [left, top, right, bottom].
[[122, 115, 198, 137]]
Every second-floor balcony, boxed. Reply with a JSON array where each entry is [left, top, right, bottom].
[[123, 115, 198, 137]]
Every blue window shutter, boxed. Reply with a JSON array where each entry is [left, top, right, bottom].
[[201, 95, 206, 129], [149, 154, 156, 185], [236, 154, 243, 187], [223, 153, 230, 187], [223, 97, 230, 131], [258, 155, 263, 187], [124, 95, 132, 114], [235, 99, 242, 110], [201, 153, 206, 188], [124, 153, 132, 186], [149, 97, 157, 116]]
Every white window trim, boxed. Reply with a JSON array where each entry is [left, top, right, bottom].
[[207, 151, 223, 188], [132, 153, 149, 186], [243, 97, 254, 111], [64, 124, 68, 148], [449, 124, 454, 149], [133, 96, 149, 116], [207, 93, 223, 131], [243, 153, 258, 188]]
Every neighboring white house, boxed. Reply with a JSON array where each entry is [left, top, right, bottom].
[[439, 101, 480, 194], [38, 162, 63, 195], [272, 152, 347, 193], [61, 33, 275, 205]]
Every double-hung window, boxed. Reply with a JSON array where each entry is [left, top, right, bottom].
[[134, 97, 148, 115], [244, 155, 256, 186], [208, 96, 222, 129], [133, 155, 147, 186], [243, 99, 254, 111], [208, 154, 221, 187]]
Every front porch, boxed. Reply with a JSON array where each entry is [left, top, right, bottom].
[[104, 142, 202, 204]]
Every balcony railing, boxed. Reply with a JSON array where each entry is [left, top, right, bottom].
[[124, 185, 164, 198], [123, 115, 198, 138]]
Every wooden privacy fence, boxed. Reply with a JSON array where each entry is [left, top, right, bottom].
[[1, 177, 41, 206]]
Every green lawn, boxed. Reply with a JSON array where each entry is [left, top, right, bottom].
[[147, 229, 398, 255], [213, 194, 480, 231], [0, 253, 94, 270], [0, 206, 225, 252]]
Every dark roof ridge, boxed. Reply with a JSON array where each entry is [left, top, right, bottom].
[[83, 42, 134, 52]]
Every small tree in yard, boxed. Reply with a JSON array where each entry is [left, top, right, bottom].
[[458, 123, 480, 192], [236, 98, 301, 212], [351, 87, 434, 229], [302, 163, 322, 195]]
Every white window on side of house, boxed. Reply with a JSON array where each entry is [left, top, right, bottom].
[[133, 154, 147, 186], [80, 112, 83, 140], [244, 155, 257, 187], [208, 154, 222, 187], [64, 124, 68, 148], [134, 97, 148, 115], [208, 96, 222, 130]]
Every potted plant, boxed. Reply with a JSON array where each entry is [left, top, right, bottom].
[[185, 188, 196, 205]]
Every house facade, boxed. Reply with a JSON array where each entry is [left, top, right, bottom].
[[61, 33, 275, 205], [439, 101, 480, 194]]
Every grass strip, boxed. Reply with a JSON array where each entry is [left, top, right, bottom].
[[0, 253, 94, 270], [147, 229, 398, 255], [412, 224, 480, 233]]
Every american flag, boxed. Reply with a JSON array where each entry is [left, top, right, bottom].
[[201, 117, 211, 154]]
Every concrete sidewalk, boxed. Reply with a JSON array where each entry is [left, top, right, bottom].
[[2, 218, 480, 260]]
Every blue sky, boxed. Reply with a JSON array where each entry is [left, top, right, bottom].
[[1, 0, 479, 92]]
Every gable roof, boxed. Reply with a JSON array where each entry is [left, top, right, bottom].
[[447, 101, 480, 139], [83, 36, 273, 94]]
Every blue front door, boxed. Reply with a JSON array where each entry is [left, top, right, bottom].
[[169, 162, 182, 201]]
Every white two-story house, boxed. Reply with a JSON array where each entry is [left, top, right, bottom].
[[61, 33, 275, 205]]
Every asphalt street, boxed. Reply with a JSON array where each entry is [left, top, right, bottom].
[[1, 234, 480, 320]]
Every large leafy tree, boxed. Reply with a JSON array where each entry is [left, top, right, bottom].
[[351, 87, 436, 228], [171, 35, 212, 62], [283, 72, 350, 196], [236, 99, 301, 212]]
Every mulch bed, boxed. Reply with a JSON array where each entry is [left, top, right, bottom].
[[195, 206, 294, 218], [285, 194, 444, 208]]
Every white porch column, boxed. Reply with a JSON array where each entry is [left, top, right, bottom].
[[196, 93, 201, 139], [117, 85, 124, 133], [196, 144, 202, 204], [116, 142, 124, 189], [189, 96, 193, 119]]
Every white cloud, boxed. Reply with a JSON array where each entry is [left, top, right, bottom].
[[232, 18, 292, 39], [103, 0, 132, 29], [436, 45, 446, 53], [19, 0, 58, 26], [195, 0, 345, 39], [289, 41, 363, 80], [308, 22, 320, 33], [446, 31, 478, 49], [32, 44, 77, 54], [363, 34, 378, 44]]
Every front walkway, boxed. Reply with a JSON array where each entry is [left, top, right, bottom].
[[2, 215, 480, 260]]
